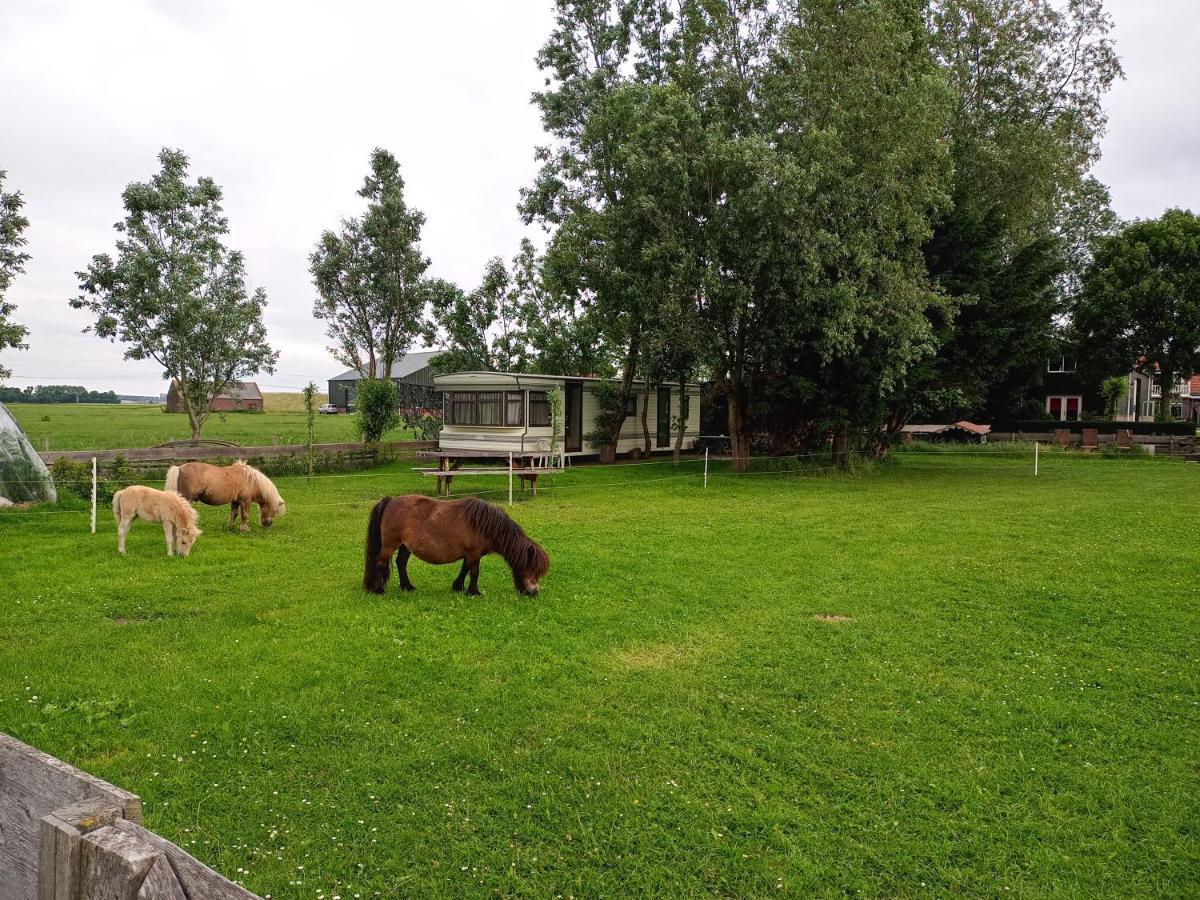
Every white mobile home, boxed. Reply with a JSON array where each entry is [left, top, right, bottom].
[[434, 372, 702, 458]]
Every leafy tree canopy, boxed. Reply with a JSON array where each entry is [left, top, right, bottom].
[[0, 169, 31, 381], [1075, 209, 1200, 421], [70, 148, 278, 440], [311, 149, 430, 381]]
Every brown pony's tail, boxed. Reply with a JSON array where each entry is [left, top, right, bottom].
[[363, 496, 393, 593]]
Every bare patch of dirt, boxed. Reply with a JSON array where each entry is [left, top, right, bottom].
[[812, 614, 853, 623]]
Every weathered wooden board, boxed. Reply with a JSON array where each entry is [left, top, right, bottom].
[[111, 820, 261, 900], [40, 439, 435, 464], [38, 798, 124, 900], [79, 827, 158, 900], [135, 858, 188, 900], [0, 733, 140, 900]]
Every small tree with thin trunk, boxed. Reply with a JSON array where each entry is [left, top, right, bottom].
[[71, 149, 278, 440], [1100, 376, 1126, 420], [302, 382, 318, 480]]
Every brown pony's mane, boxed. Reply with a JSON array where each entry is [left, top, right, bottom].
[[461, 498, 550, 588]]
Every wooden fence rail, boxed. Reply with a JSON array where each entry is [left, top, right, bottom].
[[1, 732, 258, 900], [39, 439, 436, 465]]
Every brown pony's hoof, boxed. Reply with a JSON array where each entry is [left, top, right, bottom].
[[466, 588, 482, 597], [451, 584, 465, 593], [399, 584, 416, 592]]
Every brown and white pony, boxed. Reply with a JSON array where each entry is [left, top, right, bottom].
[[364, 495, 549, 597], [165, 461, 286, 532], [112, 486, 202, 556]]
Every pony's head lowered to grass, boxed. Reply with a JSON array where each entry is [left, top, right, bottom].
[[461, 499, 550, 596], [174, 499, 203, 556], [235, 461, 286, 526]]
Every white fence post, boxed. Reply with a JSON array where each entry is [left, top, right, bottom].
[[704, 447, 709, 488], [508, 452, 513, 506], [1034, 441, 1039, 477], [90, 456, 97, 534]]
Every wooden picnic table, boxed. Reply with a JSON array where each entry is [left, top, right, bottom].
[[415, 449, 556, 497]]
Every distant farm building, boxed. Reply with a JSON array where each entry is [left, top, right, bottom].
[[327, 350, 442, 411], [165, 380, 264, 413]]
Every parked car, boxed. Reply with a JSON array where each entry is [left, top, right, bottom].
[[318, 403, 341, 414]]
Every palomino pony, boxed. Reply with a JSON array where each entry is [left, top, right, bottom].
[[165, 461, 285, 531], [112, 486, 202, 556], [364, 495, 549, 597]]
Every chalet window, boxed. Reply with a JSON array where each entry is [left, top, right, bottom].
[[478, 391, 503, 425], [624, 394, 637, 416], [529, 391, 551, 427], [505, 391, 524, 426], [449, 392, 477, 426], [1047, 356, 1077, 373]]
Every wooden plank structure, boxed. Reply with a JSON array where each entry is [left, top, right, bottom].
[[40, 439, 435, 466], [1, 732, 259, 900], [415, 449, 559, 497]]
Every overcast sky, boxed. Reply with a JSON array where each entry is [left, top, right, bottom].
[[1, 0, 1197, 395]]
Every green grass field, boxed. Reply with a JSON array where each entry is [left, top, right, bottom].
[[1, 454, 1196, 897], [7, 400, 371, 451]]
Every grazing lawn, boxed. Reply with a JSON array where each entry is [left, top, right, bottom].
[[0, 454, 1196, 897], [8, 401, 371, 451]]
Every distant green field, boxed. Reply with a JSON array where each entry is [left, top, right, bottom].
[[8, 402, 375, 450], [0, 453, 1196, 897]]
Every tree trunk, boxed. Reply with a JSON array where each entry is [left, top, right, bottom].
[[672, 376, 686, 465], [727, 389, 751, 473], [831, 421, 853, 470], [872, 407, 908, 460], [602, 335, 640, 464], [641, 379, 651, 455], [176, 386, 204, 441], [1157, 369, 1175, 422]]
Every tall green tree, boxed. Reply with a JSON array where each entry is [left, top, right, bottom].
[[311, 149, 430, 381], [528, 0, 953, 468], [919, 0, 1122, 419], [71, 149, 278, 440], [1074, 209, 1200, 422], [0, 170, 30, 382]]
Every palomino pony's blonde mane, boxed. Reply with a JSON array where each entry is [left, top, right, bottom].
[[234, 461, 285, 517], [165, 489, 203, 537]]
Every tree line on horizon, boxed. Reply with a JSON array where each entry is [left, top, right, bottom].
[[1, 0, 1198, 460], [0, 384, 119, 404]]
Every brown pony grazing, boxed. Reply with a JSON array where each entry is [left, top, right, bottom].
[[112, 486, 202, 557], [363, 495, 549, 597], [165, 461, 285, 532]]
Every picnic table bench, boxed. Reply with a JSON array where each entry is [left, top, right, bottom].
[[415, 449, 558, 498]]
